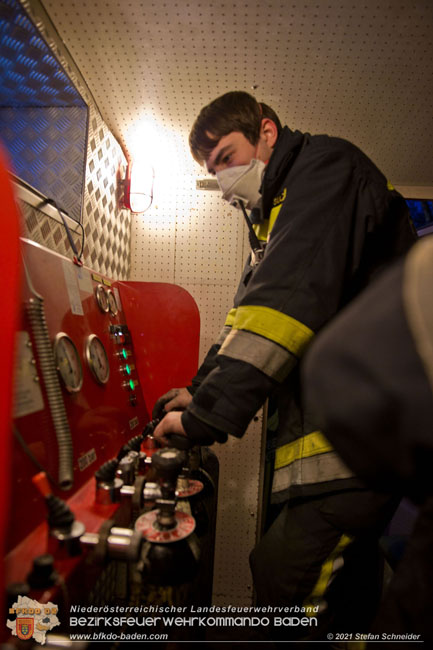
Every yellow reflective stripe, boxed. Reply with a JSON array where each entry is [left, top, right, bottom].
[[233, 305, 314, 357], [252, 202, 283, 243], [303, 533, 353, 614], [273, 187, 287, 207], [252, 186, 285, 244], [275, 430, 332, 471], [387, 180, 395, 191], [253, 220, 270, 242], [269, 203, 282, 233], [224, 308, 237, 327]]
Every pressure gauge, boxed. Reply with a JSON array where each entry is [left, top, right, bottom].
[[85, 334, 110, 384], [95, 284, 109, 313], [107, 289, 118, 316], [53, 333, 83, 393]]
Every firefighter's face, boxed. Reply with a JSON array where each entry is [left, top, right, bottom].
[[206, 132, 257, 176], [205, 119, 277, 176]]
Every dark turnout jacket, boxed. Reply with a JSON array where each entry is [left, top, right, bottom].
[[302, 236, 433, 499], [302, 236, 433, 646], [182, 125, 417, 503]]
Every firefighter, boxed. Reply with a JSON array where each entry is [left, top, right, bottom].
[[153, 91, 416, 639], [302, 235, 433, 644]]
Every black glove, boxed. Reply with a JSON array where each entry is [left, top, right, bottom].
[[152, 388, 183, 420]]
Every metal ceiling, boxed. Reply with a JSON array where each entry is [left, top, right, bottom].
[[40, 0, 432, 186]]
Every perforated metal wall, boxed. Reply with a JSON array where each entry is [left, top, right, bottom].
[[40, 0, 433, 187]]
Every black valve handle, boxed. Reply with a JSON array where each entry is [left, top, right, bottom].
[[165, 433, 193, 450], [152, 447, 186, 478]]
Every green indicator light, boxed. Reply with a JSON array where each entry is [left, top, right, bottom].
[[125, 364, 131, 375], [129, 379, 135, 390], [122, 349, 127, 359]]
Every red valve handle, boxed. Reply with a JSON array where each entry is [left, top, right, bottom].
[[32, 472, 52, 497]]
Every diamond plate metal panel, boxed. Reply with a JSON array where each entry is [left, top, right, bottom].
[[0, 106, 87, 220], [19, 200, 83, 257], [8, 0, 132, 279], [0, 0, 86, 108], [0, 0, 88, 220], [13, 108, 130, 279], [83, 104, 130, 278]]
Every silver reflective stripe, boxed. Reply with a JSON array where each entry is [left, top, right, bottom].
[[218, 328, 297, 381], [215, 325, 232, 347], [272, 451, 355, 494], [403, 236, 433, 397]]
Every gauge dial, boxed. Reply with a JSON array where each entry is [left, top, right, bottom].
[[85, 334, 110, 384], [95, 284, 109, 313], [107, 289, 118, 316], [53, 333, 83, 392]]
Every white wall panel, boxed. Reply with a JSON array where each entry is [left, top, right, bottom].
[[130, 187, 177, 285], [210, 417, 264, 606], [180, 283, 236, 361], [41, 0, 433, 187], [175, 190, 246, 287]]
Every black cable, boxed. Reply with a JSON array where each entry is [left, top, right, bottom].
[[13, 425, 57, 486], [39, 198, 85, 262], [238, 199, 265, 263]]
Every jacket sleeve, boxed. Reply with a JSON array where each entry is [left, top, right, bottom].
[[188, 342, 221, 395], [183, 141, 412, 444]]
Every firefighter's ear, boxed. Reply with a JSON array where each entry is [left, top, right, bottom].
[[260, 118, 278, 148]]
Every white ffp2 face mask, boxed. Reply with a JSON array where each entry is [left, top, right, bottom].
[[216, 159, 266, 210]]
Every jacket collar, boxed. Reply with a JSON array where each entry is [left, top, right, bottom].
[[260, 126, 306, 217]]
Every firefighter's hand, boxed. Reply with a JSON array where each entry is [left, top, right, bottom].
[[152, 387, 193, 419], [153, 411, 189, 448]]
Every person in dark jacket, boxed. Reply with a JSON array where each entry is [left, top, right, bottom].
[[302, 235, 433, 645], [153, 91, 417, 639]]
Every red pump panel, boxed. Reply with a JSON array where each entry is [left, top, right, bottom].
[[117, 280, 200, 415], [0, 147, 21, 613], [5, 236, 200, 595], [10, 239, 151, 550]]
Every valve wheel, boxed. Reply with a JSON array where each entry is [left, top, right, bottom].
[[176, 478, 204, 498], [135, 510, 195, 543]]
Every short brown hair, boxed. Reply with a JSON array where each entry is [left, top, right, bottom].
[[189, 91, 282, 164]]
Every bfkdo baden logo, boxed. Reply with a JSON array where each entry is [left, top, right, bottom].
[[7, 595, 60, 645]]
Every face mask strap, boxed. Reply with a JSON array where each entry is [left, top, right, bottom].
[[238, 200, 265, 264]]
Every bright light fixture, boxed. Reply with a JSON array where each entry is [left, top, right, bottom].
[[123, 160, 154, 213]]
